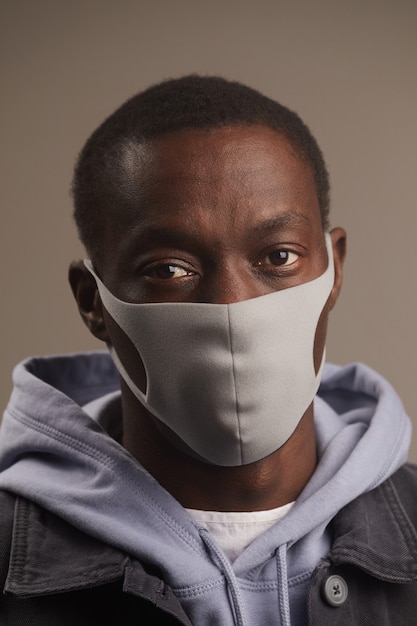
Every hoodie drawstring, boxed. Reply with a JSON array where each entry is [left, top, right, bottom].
[[276, 543, 291, 626], [199, 528, 248, 626]]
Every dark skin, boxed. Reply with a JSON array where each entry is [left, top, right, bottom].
[[69, 124, 346, 512]]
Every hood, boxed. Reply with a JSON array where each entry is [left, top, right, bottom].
[[0, 352, 411, 625]]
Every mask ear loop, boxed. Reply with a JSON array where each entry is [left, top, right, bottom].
[[312, 232, 332, 381], [83, 260, 150, 407], [108, 345, 149, 405]]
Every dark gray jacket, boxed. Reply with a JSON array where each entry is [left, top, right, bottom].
[[1, 464, 417, 625]]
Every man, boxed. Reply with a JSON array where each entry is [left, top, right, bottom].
[[0, 75, 416, 625]]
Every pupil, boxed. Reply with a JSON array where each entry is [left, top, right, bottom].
[[271, 251, 288, 265], [157, 264, 177, 279]]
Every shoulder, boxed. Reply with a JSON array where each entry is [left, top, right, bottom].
[[0, 491, 15, 590], [333, 462, 417, 542], [388, 461, 417, 489], [382, 462, 417, 527]]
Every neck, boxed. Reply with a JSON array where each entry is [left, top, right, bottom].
[[122, 384, 317, 511]]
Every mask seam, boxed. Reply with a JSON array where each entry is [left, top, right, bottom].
[[227, 306, 243, 465]]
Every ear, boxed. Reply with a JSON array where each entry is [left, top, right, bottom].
[[68, 261, 110, 342], [327, 227, 347, 311]]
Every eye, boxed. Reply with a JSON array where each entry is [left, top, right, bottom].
[[257, 249, 300, 268], [152, 263, 193, 280]]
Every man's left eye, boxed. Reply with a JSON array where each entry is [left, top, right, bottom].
[[262, 250, 299, 267]]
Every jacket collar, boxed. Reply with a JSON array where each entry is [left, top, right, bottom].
[[4, 495, 192, 624], [5, 496, 127, 597], [330, 467, 417, 582]]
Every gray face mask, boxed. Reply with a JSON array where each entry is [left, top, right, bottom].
[[85, 234, 334, 467]]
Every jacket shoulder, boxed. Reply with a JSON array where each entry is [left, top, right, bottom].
[[387, 462, 417, 526], [389, 462, 417, 487], [0, 491, 15, 591]]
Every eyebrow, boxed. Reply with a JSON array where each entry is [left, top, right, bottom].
[[252, 212, 312, 234], [127, 211, 311, 254], [126, 224, 201, 254]]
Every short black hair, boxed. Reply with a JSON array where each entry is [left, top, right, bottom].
[[72, 75, 330, 260]]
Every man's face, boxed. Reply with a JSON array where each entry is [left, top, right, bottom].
[[98, 124, 328, 306], [70, 122, 345, 472], [82, 123, 344, 397]]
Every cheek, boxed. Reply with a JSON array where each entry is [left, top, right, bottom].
[[313, 307, 329, 374], [103, 310, 147, 393]]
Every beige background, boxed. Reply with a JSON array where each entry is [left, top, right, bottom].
[[2, 1, 416, 459]]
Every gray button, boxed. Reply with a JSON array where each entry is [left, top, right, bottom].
[[322, 575, 348, 607]]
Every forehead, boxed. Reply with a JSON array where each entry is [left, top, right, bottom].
[[107, 124, 318, 215], [99, 124, 322, 266], [129, 125, 306, 180]]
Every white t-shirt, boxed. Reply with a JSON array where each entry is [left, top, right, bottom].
[[187, 502, 294, 562]]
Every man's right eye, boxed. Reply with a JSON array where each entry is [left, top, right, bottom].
[[149, 264, 193, 280]]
